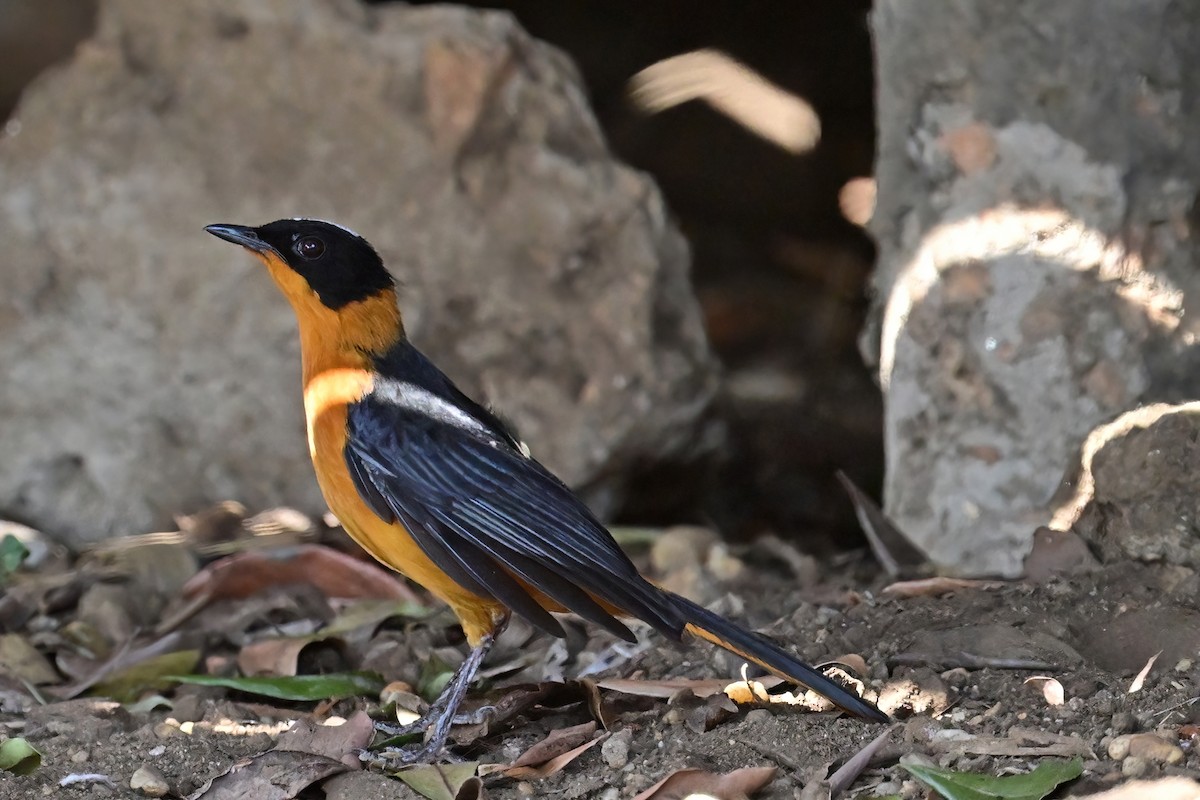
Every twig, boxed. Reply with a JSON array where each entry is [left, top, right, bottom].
[[827, 724, 899, 798], [888, 652, 1059, 671]]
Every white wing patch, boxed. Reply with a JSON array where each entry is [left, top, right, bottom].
[[373, 378, 495, 440]]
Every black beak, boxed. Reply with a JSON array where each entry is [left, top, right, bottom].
[[205, 224, 270, 253]]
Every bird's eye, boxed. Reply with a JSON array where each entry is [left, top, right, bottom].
[[295, 236, 326, 260]]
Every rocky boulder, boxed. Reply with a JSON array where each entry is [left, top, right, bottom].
[[0, 0, 719, 548]]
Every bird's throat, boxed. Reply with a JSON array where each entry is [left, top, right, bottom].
[[292, 289, 404, 384]]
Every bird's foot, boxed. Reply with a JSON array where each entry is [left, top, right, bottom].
[[373, 705, 496, 739], [358, 742, 460, 769]]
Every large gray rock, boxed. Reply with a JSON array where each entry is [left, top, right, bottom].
[[868, 1, 1200, 575], [0, 0, 718, 548]]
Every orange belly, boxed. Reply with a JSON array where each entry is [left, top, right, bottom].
[[303, 367, 506, 644]]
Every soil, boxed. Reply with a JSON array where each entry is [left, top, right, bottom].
[[2, 548, 1199, 799]]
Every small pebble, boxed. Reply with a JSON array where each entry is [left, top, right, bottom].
[[70, 750, 89, 763], [1121, 756, 1149, 778], [153, 723, 181, 739], [129, 765, 170, 797], [661, 708, 686, 726], [516, 780, 535, 796], [169, 694, 207, 723], [743, 708, 772, 726], [1111, 711, 1138, 734], [1109, 733, 1185, 764], [601, 730, 631, 769], [1175, 659, 1193, 673]]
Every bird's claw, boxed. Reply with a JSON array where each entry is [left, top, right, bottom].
[[373, 704, 496, 738], [359, 744, 472, 769]]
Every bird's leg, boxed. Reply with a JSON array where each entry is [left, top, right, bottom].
[[365, 629, 498, 766]]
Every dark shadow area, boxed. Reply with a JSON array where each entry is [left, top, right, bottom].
[[445, 1, 883, 549], [0, 1, 97, 122]]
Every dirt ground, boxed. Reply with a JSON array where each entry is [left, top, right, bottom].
[[1, 528, 1199, 799]]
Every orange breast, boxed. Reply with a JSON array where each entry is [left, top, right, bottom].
[[302, 367, 505, 644]]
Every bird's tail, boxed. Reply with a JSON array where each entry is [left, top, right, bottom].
[[672, 595, 890, 722]]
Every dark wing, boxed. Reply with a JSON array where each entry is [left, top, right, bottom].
[[344, 390, 681, 642]]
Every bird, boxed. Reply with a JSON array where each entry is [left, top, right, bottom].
[[204, 218, 889, 761]]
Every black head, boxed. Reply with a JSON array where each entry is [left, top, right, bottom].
[[206, 218, 394, 309]]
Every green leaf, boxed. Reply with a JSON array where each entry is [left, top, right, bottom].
[[901, 757, 1083, 800], [167, 671, 384, 701], [92, 650, 201, 704], [0, 535, 29, 580], [417, 655, 455, 702], [394, 762, 480, 800], [125, 694, 174, 714], [0, 738, 41, 775]]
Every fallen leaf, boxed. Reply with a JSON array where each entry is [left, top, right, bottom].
[[0, 534, 29, 582], [0, 633, 60, 685], [275, 710, 375, 768], [92, 650, 200, 703], [394, 762, 480, 800], [501, 734, 606, 780], [509, 721, 597, 769], [125, 694, 173, 713], [901, 755, 1082, 800], [168, 671, 383, 702], [826, 725, 897, 796], [664, 688, 741, 734], [418, 653, 457, 701], [1024, 676, 1066, 707], [836, 470, 928, 577], [633, 766, 777, 800], [180, 544, 417, 602], [322, 598, 430, 637], [479, 722, 605, 779], [597, 676, 747, 699], [0, 737, 41, 775], [186, 750, 349, 800], [881, 577, 1008, 598], [1128, 651, 1160, 693], [53, 632, 185, 700], [237, 635, 346, 678], [450, 682, 591, 745]]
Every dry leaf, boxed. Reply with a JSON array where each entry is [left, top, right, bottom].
[[51, 633, 184, 700], [0, 633, 60, 685], [181, 544, 416, 602], [881, 577, 1008, 598], [450, 682, 587, 746], [237, 635, 345, 678], [274, 711, 375, 769], [1024, 676, 1066, 706], [186, 750, 349, 800], [836, 470, 928, 576], [480, 723, 607, 780], [508, 722, 597, 769], [1128, 651, 1160, 693], [633, 765, 777, 800], [598, 676, 749, 699]]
